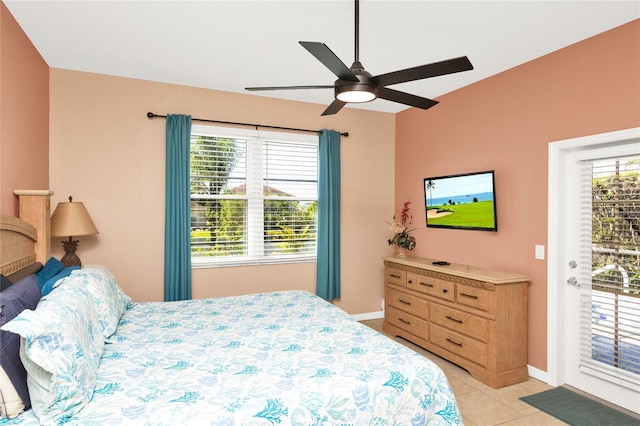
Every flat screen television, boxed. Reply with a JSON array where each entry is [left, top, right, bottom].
[[423, 170, 497, 231]]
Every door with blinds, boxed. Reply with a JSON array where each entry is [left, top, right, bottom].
[[559, 132, 639, 413]]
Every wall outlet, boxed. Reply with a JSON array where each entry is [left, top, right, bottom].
[[381, 298, 385, 311]]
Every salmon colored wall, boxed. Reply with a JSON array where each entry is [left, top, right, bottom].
[[0, 3, 48, 215], [7, 1, 637, 370], [395, 20, 640, 372], [49, 69, 396, 315]]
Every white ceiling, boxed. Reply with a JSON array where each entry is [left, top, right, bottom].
[[5, 0, 639, 114]]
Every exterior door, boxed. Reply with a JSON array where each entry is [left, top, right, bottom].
[[548, 128, 639, 414]]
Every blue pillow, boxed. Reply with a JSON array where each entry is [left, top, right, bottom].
[[40, 266, 80, 296], [0, 273, 41, 408], [35, 257, 64, 290]]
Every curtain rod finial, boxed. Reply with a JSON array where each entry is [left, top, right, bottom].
[[147, 112, 155, 119]]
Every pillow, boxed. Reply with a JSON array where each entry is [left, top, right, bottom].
[[1, 283, 104, 425], [40, 266, 80, 297], [0, 366, 24, 419], [34, 257, 64, 290], [81, 265, 132, 311], [0, 273, 41, 417], [58, 265, 132, 339]]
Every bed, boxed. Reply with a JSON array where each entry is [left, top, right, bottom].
[[0, 197, 461, 425]]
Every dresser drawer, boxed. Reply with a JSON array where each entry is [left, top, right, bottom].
[[430, 323, 487, 367], [386, 287, 429, 317], [456, 284, 490, 312], [383, 257, 529, 388], [385, 267, 407, 287], [430, 303, 488, 342], [410, 274, 455, 302], [386, 305, 429, 339], [406, 272, 417, 289]]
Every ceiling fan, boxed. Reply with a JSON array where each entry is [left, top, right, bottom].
[[245, 0, 474, 116]]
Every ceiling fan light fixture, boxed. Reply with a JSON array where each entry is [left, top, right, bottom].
[[246, 0, 473, 115], [335, 84, 377, 103]]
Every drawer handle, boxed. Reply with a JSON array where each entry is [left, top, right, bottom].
[[445, 315, 463, 324], [446, 337, 463, 347], [399, 318, 411, 325], [419, 281, 434, 288], [460, 292, 479, 299], [399, 299, 412, 305], [442, 289, 448, 294], [390, 274, 401, 279], [407, 280, 413, 284]]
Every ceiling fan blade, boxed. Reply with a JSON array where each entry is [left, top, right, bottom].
[[375, 56, 473, 87], [245, 85, 334, 91], [299, 41, 359, 82], [321, 99, 347, 116], [378, 87, 439, 110]]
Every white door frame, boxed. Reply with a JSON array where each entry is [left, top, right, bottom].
[[547, 127, 640, 387]]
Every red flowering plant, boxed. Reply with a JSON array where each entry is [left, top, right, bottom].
[[388, 200, 417, 252]]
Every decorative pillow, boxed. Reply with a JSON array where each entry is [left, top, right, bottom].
[[0, 273, 41, 417], [34, 257, 64, 290], [40, 266, 80, 297], [57, 265, 132, 339], [0, 366, 24, 419], [1, 283, 104, 425]]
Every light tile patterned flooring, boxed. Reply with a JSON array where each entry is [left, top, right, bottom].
[[361, 319, 567, 425]]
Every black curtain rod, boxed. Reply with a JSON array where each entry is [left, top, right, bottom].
[[147, 112, 348, 137]]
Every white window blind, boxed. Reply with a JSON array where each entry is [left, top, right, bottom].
[[189, 125, 318, 266], [580, 155, 640, 388]]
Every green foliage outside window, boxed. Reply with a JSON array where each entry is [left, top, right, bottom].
[[591, 159, 639, 295], [265, 200, 317, 255], [190, 133, 317, 259]]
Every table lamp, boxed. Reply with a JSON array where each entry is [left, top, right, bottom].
[[50, 196, 99, 267]]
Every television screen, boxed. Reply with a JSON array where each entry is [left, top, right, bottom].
[[424, 170, 497, 231]]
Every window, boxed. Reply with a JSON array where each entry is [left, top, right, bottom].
[[589, 155, 640, 377], [190, 125, 318, 266]]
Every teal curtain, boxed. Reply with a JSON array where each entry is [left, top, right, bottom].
[[316, 129, 341, 301], [164, 114, 192, 301]]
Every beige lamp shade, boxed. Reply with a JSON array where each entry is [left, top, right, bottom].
[[51, 198, 99, 237], [50, 197, 99, 267]]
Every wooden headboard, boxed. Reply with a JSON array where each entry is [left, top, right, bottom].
[[0, 215, 38, 276], [0, 190, 53, 279]]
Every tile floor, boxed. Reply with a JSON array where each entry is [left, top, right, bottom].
[[361, 319, 639, 425]]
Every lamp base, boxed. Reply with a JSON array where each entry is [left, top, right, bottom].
[[60, 237, 82, 267]]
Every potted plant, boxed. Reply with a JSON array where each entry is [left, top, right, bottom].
[[388, 200, 417, 256]]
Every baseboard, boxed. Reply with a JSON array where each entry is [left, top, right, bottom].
[[528, 364, 549, 384], [352, 310, 384, 321]]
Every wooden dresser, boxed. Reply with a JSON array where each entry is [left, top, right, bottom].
[[383, 256, 529, 388]]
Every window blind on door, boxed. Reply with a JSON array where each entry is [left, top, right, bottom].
[[578, 156, 640, 389]]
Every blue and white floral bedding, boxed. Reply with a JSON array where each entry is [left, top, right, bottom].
[[3, 277, 461, 425]]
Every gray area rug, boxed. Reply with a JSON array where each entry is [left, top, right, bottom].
[[520, 386, 639, 426]]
